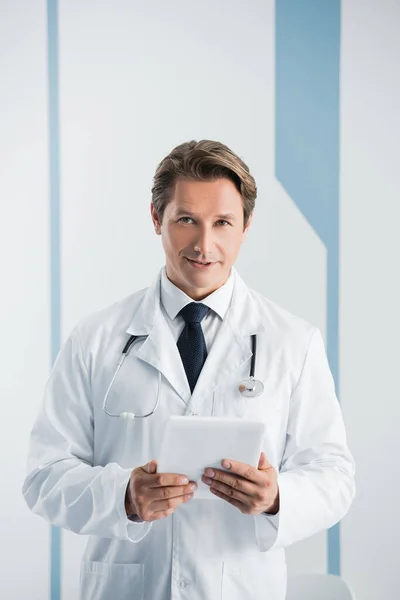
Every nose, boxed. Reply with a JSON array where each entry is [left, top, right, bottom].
[[193, 226, 213, 256]]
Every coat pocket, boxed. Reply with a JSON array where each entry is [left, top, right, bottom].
[[80, 561, 144, 600], [221, 553, 287, 600]]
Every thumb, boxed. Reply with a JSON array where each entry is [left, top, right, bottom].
[[142, 459, 158, 474], [258, 452, 270, 470]]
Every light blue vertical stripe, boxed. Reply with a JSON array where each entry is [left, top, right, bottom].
[[275, 0, 341, 575], [47, 1, 62, 598]]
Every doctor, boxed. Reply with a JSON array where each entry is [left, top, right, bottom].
[[23, 139, 355, 600]]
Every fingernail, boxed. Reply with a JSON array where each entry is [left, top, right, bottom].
[[181, 477, 189, 484], [203, 476, 212, 485], [222, 461, 231, 469], [190, 484, 197, 491], [204, 468, 215, 477]]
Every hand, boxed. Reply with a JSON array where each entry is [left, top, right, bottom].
[[125, 459, 197, 522], [201, 452, 279, 515]]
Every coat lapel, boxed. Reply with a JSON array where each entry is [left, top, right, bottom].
[[184, 268, 266, 415], [125, 267, 266, 414], [125, 270, 191, 405]]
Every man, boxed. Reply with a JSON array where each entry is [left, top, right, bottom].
[[23, 140, 355, 600]]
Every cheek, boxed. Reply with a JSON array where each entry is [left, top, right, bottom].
[[219, 232, 243, 257], [162, 228, 181, 253]]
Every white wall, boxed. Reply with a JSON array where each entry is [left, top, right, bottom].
[[1, 1, 399, 599], [59, 1, 278, 593], [340, 1, 400, 598], [0, 1, 50, 599]]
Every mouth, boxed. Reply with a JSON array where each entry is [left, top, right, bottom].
[[185, 258, 216, 270]]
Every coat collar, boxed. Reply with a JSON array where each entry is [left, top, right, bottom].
[[160, 265, 234, 322], [126, 267, 266, 412]]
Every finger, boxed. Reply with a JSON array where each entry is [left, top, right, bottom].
[[208, 486, 249, 512], [202, 471, 258, 497], [149, 473, 190, 488], [151, 483, 197, 501], [257, 452, 274, 471], [216, 459, 266, 483], [208, 478, 256, 505], [204, 465, 263, 490], [258, 452, 267, 469], [151, 508, 175, 520], [141, 459, 158, 475], [151, 491, 194, 513]]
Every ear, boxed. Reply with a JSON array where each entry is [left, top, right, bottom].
[[242, 211, 253, 241], [150, 203, 162, 235]]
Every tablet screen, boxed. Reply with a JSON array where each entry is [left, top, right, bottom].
[[157, 416, 266, 499]]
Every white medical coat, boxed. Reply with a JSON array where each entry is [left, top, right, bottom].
[[23, 267, 355, 600]]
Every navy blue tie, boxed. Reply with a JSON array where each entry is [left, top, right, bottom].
[[177, 302, 210, 393]]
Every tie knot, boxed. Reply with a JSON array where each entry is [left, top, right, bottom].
[[179, 302, 210, 324]]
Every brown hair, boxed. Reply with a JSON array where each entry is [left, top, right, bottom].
[[151, 140, 257, 229]]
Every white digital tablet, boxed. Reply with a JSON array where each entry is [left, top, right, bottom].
[[157, 416, 266, 499]]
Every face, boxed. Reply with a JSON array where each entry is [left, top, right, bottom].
[[150, 177, 253, 300]]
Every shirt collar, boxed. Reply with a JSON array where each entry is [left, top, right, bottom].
[[160, 265, 235, 321]]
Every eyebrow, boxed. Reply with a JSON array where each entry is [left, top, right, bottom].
[[174, 209, 237, 221]]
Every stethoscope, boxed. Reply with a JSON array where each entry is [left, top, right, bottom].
[[103, 334, 264, 419]]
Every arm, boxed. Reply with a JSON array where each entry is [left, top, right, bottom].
[[255, 328, 356, 551], [22, 327, 152, 543]]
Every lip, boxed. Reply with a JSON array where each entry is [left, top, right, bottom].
[[185, 258, 216, 269]]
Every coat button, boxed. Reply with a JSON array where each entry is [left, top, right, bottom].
[[177, 580, 188, 589]]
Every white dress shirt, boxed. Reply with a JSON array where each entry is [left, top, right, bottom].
[[127, 266, 235, 522], [160, 265, 235, 352]]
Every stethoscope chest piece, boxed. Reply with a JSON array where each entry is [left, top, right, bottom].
[[238, 376, 264, 398]]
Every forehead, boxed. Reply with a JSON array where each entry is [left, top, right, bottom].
[[169, 178, 243, 213]]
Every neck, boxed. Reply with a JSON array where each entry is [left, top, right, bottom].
[[165, 268, 231, 301]]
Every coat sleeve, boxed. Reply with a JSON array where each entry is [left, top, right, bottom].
[[254, 328, 356, 551], [22, 327, 152, 543]]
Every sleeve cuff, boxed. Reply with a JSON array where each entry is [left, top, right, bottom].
[[127, 513, 144, 523], [262, 510, 280, 528], [116, 467, 153, 543], [254, 509, 280, 552]]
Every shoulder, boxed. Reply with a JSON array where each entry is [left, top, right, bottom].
[[71, 286, 147, 344], [247, 285, 319, 352]]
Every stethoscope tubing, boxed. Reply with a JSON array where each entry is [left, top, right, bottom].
[[103, 333, 261, 418], [103, 336, 162, 419]]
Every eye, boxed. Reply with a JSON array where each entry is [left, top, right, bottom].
[[216, 220, 230, 226], [178, 217, 195, 224]]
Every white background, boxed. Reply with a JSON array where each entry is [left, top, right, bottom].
[[1, 1, 399, 598]]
